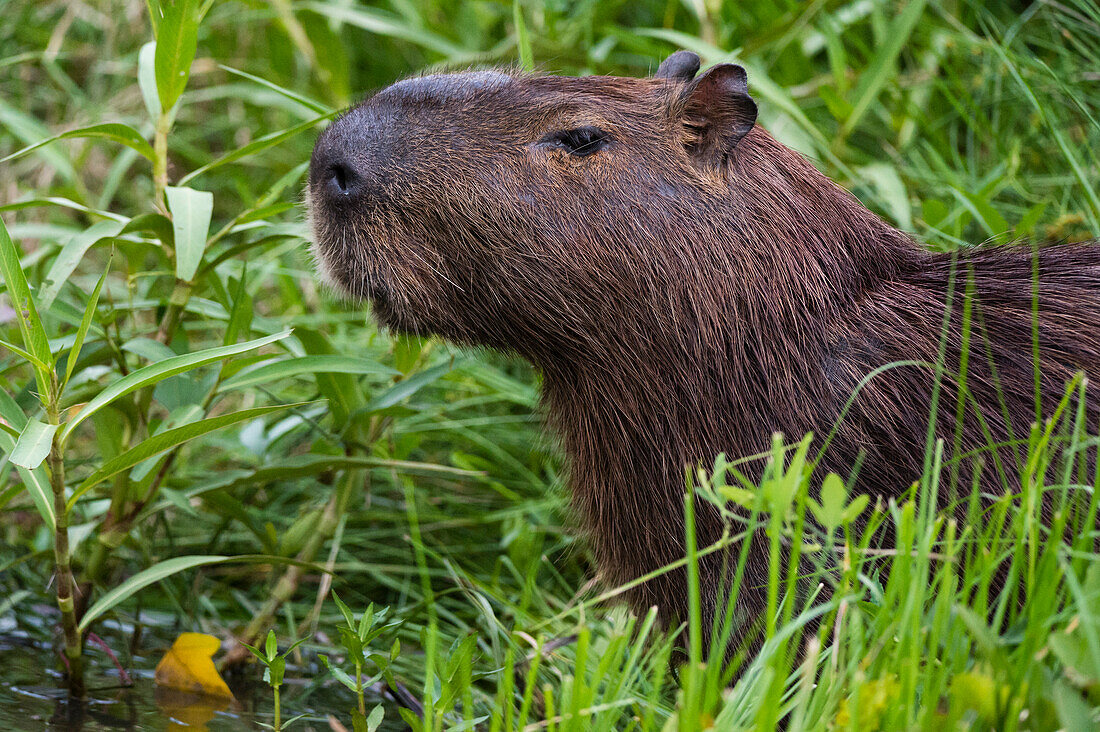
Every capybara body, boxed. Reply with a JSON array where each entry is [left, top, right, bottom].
[[308, 53, 1100, 652]]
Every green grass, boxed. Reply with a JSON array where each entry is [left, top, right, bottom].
[[1, 0, 1099, 729]]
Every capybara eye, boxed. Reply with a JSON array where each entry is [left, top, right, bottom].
[[539, 126, 612, 157]]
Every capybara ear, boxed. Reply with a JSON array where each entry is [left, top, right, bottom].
[[678, 63, 758, 163], [655, 50, 700, 81]]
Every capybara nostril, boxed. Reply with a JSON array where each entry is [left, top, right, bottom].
[[326, 162, 357, 197]]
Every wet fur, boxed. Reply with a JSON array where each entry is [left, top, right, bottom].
[[308, 66, 1100, 652]]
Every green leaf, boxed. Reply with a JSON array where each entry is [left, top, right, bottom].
[[718, 485, 757, 508], [1014, 202, 1048, 239], [364, 361, 456, 413], [950, 186, 1008, 238], [165, 185, 213, 282], [841, 0, 928, 136], [841, 494, 870, 524], [0, 337, 50, 372], [301, 2, 467, 58], [0, 123, 156, 166], [177, 113, 334, 186], [58, 329, 290, 443], [10, 419, 57, 470], [267, 655, 285, 686], [78, 554, 230, 633], [240, 640, 266, 663], [223, 269, 252, 347], [513, 0, 533, 71], [154, 0, 199, 111], [0, 432, 54, 531], [121, 336, 178, 363], [859, 163, 912, 231], [265, 629, 277, 660], [318, 654, 360, 692], [811, 472, 847, 531], [138, 41, 162, 120], [217, 64, 329, 114], [220, 355, 398, 391], [366, 705, 385, 732], [38, 219, 124, 309], [332, 591, 356, 631], [0, 216, 53, 400], [121, 211, 174, 244], [67, 402, 303, 508], [63, 255, 111, 390]]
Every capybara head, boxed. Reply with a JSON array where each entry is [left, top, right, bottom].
[[307, 52, 769, 362], [308, 52, 1100, 655]]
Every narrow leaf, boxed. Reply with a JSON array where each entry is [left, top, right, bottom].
[[513, 0, 533, 71], [154, 0, 199, 111], [138, 41, 162, 120], [364, 361, 455, 413], [0, 216, 53, 398], [301, 2, 467, 58], [79, 555, 230, 633], [842, 0, 929, 136], [67, 402, 304, 508], [0, 123, 156, 166], [217, 64, 329, 114], [177, 113, 334, 186], [220, 355, 398, 391], [63, 254, 111, 390], [39, 219, 124, 309], [59, 329, 290, 443], [0, 430, 54, 530]]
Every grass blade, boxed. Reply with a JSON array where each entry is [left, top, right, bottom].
[[217, 64, 330, 114], [841, 0, 928, 136], [513, 0, 533, 71], [301, 2, 468, 59]]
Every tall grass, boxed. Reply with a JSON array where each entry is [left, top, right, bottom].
[[1, 0, 1098, 728]]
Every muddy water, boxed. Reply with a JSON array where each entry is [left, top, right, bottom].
[[0, 633, 402, 731]]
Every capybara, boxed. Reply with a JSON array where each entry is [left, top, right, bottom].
[[307, 51, 1100, 655]]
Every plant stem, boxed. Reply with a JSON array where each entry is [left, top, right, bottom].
[[153, 110, 171, 209], [273, 684, 281, 731], [155, 279, 192, 345], [47, 389, 84, 698], [356, 660, 365, 715]]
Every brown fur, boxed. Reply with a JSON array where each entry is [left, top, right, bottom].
[[307, 56, 1100, 652]]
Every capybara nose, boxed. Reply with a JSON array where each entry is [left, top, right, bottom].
[[310, 125, 370, 206], [325, 161, 358, 198]]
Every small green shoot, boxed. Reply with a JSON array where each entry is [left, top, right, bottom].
[[241, 629, 310, 731]]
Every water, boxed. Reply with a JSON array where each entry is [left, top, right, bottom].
[[0, 632, 401, 731]]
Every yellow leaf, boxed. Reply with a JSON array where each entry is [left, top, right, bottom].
[[155, 632, 235, 700]]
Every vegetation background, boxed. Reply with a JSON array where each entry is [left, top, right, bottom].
[[1, 0, 1098, 729]]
